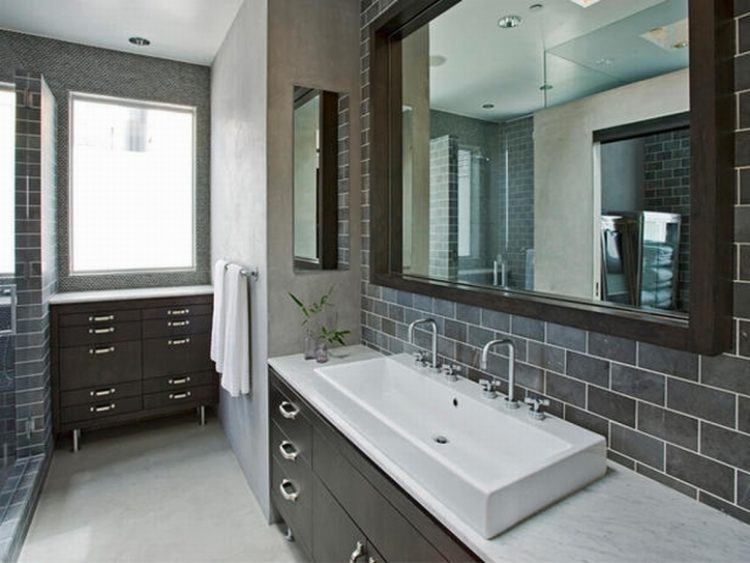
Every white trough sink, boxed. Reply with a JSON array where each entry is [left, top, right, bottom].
[[315, 354, 606, 539]]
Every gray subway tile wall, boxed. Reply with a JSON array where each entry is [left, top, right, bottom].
[[358, 0, 750, 524]]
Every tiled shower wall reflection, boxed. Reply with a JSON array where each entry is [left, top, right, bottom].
[[359, 0, 750, 524]]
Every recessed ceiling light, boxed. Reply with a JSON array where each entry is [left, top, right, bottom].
[[529, 3, 544, 11], [673, 41, 689, 49], [569, 0, 602, 7], [430, 55, 447, 67], [539, 84, 553, 91], [129, 37, 151, 47], [482, 103, 495, 109], [498, 15, 522, 29]]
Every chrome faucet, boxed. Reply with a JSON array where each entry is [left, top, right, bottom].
[[408, 318, 438, 369], [479, 339, 519, 408]]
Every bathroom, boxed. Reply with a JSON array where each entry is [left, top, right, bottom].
[[0, 0, 748, 561]]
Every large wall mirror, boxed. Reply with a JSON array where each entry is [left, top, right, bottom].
[[370, 0, 734, 354], [293, 86, 342, 271]]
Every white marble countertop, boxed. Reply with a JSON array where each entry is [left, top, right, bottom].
[[269, 345, 750, 563], [49, 285, 213, 305]]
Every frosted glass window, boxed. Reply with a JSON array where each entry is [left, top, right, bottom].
[[70, 94, 195, 273], [0, 87, 14, 275]]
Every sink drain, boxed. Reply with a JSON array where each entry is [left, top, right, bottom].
[[433, 435, 449, 444]]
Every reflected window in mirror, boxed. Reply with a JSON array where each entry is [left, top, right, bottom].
[[399, 0, 690, 317], [293, 86, 342, 271]]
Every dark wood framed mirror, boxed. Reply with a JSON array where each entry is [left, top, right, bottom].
[[368, 0, 734, 354], [293, 86, 339, 271]]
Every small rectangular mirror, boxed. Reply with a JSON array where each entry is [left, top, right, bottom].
[[293, 86, 339, 270]]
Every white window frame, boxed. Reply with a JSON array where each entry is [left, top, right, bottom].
[[68, 91, 197, 276], [0, 82, 15, 276]]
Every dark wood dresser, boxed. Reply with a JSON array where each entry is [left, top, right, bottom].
[[50, 290, 218, 451]]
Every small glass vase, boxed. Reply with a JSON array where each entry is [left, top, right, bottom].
[[303, 331, 317, 360], [315, 341, 329, 363]]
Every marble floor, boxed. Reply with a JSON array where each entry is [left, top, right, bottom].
[[18, 413, 306, 563]]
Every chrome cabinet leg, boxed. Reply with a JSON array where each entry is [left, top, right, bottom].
[[199, 405, 206, 426], [72, 429, 81, 452]]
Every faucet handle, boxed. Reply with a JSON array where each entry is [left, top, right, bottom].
[[524, 396, 551, 420], [412, 351, 428, 367], [478, 378, 497, 399], [441, 364, 459, 382]]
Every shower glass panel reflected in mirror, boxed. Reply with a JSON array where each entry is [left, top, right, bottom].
[[293, 86, 340, 271], [400, 0, 690, 316]]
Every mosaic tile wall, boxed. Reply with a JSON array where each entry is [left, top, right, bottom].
[[359, 0, 750, 524]]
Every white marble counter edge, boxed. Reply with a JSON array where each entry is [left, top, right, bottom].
[[269, 345, 750, 563], [49, 285, 214, 305]]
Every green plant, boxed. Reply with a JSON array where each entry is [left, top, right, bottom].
[[289, 286, 350, 346]]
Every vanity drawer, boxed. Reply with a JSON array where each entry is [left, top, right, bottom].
[[59, 309, 140, 328], [59, 341, 142, 391], [142, 333, 212, 379], [142, 371, 215, 394], [271, 456, 312, 556], [271, 420, 311, 472], [270, 382, 312, 464], [61, 395, 142, 424], [142, 303, 212, 320], [142, 384, 217, 410], [59, 321, 141, 347], [61, 380, 141, 408], [142, 315, 211, 338], [313, 426, 444, 563]]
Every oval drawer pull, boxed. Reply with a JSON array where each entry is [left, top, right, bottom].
[[167, 308, 190, 316], [168, 376, 191, 386], [278, 401, 299, 420], [89, 314, 114, 322], [168, 337, 191, 346], [89, 346, 115, 355], [349, 541, 365, 563], [90, 403, 115, 413], [88, 327, 115, 335], [279, 479, 299, 502], [279, 440, 299, 461], [169, 391, 192, 400], [167, 320, 190, 328], [90, 388, 116, 397]]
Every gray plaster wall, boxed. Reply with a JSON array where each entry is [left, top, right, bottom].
[[266, 0, 362, 358], [210, 0, 270, 517]]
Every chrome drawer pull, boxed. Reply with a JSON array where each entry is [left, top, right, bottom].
[[167, 320, 190, 328], [90, 403, 115, 413], [168, 376, 191, 386], [278, 401, 299, 420], [89, 314, 114, 322], [169, 391, 192, 400], [168, 338, 191, 346], [279, 479, 299, 502], [90, 388, 116, 397], [89, 346, 115, 355], [349, 541, 365, 563], [279, 440, 299, 461], [167, 308, 190, 316], [88, 327, 115, 335]]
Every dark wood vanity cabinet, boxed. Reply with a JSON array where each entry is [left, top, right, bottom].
[[269, 369, 478, 562], [51, 294, 218, 447]]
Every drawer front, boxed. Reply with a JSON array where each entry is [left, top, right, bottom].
[[312, 475, 368, 563], [59, 321, 141, 347], [313, 427, 444, 563], [142, 303, 212, 320], [142, 333, 212, 379], [142, 384, 217, 410], [142, 371, 216, 394], [142, 315, 211, 338], [59, 309, 140, 327], [60, 341, 142, 391], [271, 420, 311, 475], [270, 383, 312, 465], [271, 457, 313, 556], [61, 380, 142, 408], [61, 395, 142, 424]]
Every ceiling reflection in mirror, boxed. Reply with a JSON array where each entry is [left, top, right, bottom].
[[400, 0, 690, 315]]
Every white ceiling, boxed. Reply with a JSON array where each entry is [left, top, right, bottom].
[[0, 0, 244, 65], [428, 0, 688, 121]]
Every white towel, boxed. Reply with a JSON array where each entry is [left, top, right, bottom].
[[221, 264, 251, 397], [210, 259, 229, 373]]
